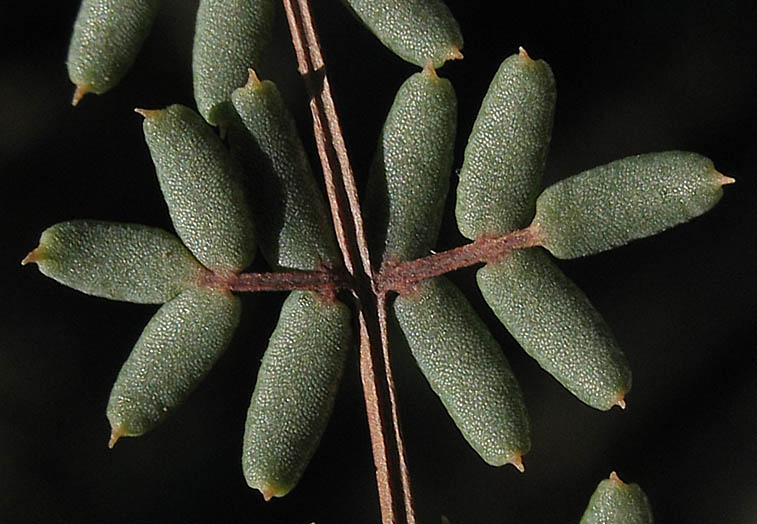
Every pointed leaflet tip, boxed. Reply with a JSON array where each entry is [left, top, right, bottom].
[[245, 68, 262, 89], [260, 485, 275, 502], [509, 455, 526, 473], [108, 425, 123, 449], [71, 84, 91, 106], [448, 47, 464, 61], [254, 480, 288, 502], [615, 396, 627, 410], [21, 246, 43, 266], [518, 46, 532, 61], [134, 107, 161, 120], [716, 171, 736, 186], [609, 471, 624, 483]]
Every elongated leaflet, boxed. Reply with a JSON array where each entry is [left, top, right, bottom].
[[365, 67, 457, 267], [394, 276, 530, 469], [67, 0, 161, 104], [342, 0, 463, 69], [243, 291, 351, 499], [22, 220, 204, 304], [107, 287, 241, 445], [477, 249, 630, 410], [456, 49, 556, 239], [193, 0, 276, 126], [140, 104, 256, 273], [230, 72, 340, 271], [533, 151, 734, 259], [580, 472, 654, 524]]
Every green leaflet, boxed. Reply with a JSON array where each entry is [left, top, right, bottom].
[[107, 287, 241, 443], [342, 0, 463, 69], [477, 249, 631, 410], [67, 0, 161, 103], [193, 0, 276, 126], [580, 472, 654, 524], [243, 291, 351, 499], [533, 151, 733, 259], [141, 104, 257, 273], [393, 276, 530, 468], [230, 73, 340, 271], [365, 69, 457, 267], [23, 220, 204, 304], [456, 49, 556, 239]]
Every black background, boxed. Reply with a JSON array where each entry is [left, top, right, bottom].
[[2, 1, 756, 523]]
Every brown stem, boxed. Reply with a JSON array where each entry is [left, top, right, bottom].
[[201, 269, 347, 296], [282, 0, 371, 279], [378, 226, 543, 295], [282, 2, 415, 523], [376, 292, 415, 518]]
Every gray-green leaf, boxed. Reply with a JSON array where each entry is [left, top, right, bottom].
[[107, 287, 241, 444], [230, 73, 340, 271], [24, 220, 204, 304], [342, 0, 463, 69], [67, 0, 161, 102], [365, 69, 457, 266], [580, 472, 654, 524], [456, 49, 556, 239], [477, 249, 631, 410], [141, 104, 257, 273], [533, 151, 732, 259], [243, 291, 352, 499], [193, 0, 276, 126], [394, 276, 530, 468]]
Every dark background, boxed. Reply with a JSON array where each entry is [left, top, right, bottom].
[[2, 1, 756, 523]]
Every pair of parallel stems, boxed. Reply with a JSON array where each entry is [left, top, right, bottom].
[[270, 2, 524, 523]]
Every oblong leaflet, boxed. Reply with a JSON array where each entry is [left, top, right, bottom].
[[193, 0, 276, 125], [230, 74, 340, 271], [243, 291, 352, 499], [534, 151, 731, 259], [141, 104, 256, 273], [477, 248, 631, 410], [107, 287, 241, 442], [24, 220, 204, 304], [394, 276, 530, 468], [342, 0, 463, 69], [67, 0, 161, 101], [456, 49, 556, 239], [364, 69, 457, 267]]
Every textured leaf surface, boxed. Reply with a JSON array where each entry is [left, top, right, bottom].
[[193, 0, 275, 125], [580, 473, 654, 524], [534, 151, 729, 259], [230, 75, 340, 271], [243, 291, 352, 499], [477, 249, 631, 410], [107, 287, 241, 440], [142, 104, 256, 273], [394, 276, 530, 467], [342, 0, 463, 68], [365, 69, 457, 266], [456, 50, 556, 239], [26, 220, 204, 304], [67, 0, 161, 95]]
